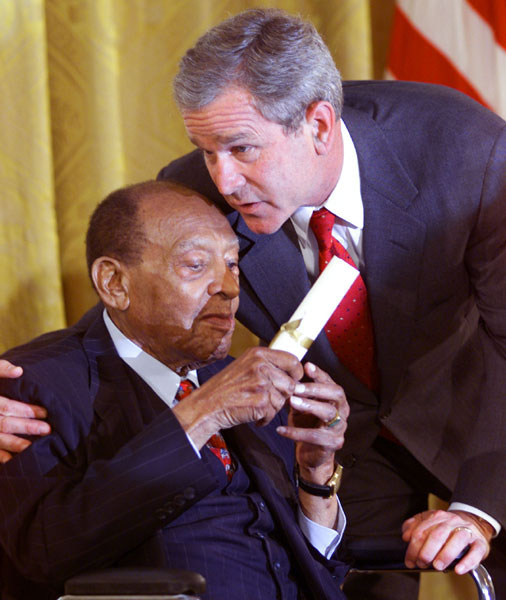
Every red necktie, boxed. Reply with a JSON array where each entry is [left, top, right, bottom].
[[176, 379, 235, 479], [309, 207, 379, 391]]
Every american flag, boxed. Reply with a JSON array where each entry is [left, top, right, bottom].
[[386, 0, 506, 119]]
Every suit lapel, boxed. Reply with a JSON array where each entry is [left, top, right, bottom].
[[344, 106, 427, 406], [231, 212, 311, 328], [82, 316, 168, 440]]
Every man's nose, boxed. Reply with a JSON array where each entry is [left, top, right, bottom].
[[208, 265, 240, 298], [210, 156, 245, 197]]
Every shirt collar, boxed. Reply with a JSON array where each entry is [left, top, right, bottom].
[[102, 309, 199, 407], [291, 119, 363, 236]]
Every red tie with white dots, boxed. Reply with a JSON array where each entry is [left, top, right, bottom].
[[176, 379, 235, 479], [309, 207, 379, 391]]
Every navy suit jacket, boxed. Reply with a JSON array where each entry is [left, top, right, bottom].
[[0, 312, 347, 599], [158, 81, 506, 527]]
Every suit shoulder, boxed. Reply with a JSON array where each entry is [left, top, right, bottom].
[[0, 322, 95, 407], [343, 80, 505, 130]]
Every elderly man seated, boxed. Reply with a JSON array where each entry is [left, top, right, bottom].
[[0, 180, 349, 600]]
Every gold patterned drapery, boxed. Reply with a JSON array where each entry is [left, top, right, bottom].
[[0, 2, 478, 598], [0, 0, 378, 350]]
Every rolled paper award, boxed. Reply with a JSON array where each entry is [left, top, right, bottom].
[[269, 256, 359, 360]]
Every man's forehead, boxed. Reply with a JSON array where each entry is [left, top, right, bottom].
[[183, 88, 272, 139], [140, 195, 236, 248]]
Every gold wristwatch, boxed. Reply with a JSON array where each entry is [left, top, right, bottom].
[[296, 463, 343, 499]]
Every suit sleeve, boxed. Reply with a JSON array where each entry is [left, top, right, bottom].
[[0, 373, 218, 584], [452, 124, 506, 523]]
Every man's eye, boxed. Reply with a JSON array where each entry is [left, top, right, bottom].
[[233, 145, 251, 154], [187, 262, 204, 271]]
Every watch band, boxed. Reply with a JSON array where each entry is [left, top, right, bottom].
[[296, 463, 343, 498]]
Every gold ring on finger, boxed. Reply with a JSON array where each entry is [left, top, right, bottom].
[[453, 526, 473, 536], [325, 412, 341, 428]]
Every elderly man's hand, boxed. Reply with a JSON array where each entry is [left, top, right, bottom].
[[402, 508, 493, 574], [276, 361, 348, 474], [173, 347, 304, 449], [275, 361, 348, 528], [0, 360, 51, 463]]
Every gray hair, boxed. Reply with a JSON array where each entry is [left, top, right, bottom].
[[173, 8, 343, 132]]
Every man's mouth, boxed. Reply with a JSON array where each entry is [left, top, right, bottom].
[[229, 200, 264, 216], [200, 313, 235, 330]]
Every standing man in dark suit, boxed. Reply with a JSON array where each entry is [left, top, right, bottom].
[[1, 7, 505, 599], [159, 8, 506, 599], [0, 179, 349, 600]]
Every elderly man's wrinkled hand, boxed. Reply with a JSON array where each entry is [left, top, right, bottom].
[[402, 508, 493, 575], [173, 346, 304, 448], [276, 361, 349, 476]]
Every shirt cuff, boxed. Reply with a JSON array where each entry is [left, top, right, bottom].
[[298, 497, 347, 559], [449, 502, 501, 537], [185, 433, 202, 458]]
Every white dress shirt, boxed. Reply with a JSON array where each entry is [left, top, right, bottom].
[[290, 120, 500, 537], [102, 310, 346, 556]]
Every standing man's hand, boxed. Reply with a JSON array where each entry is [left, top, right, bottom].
[[402, 509, 494, 574], [277, 361, 349, 528], [0, 360, 51, 463]]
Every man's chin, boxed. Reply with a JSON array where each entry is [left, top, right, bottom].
[[194, 332, 233, 367], [242, 213, 284, 235]]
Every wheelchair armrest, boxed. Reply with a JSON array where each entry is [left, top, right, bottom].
[[345, 536, 496, 600], [64, 567, 206, 596]]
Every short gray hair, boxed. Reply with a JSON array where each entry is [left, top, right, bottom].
[[173, 8, 343, 132]]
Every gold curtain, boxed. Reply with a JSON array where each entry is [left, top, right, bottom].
[[0, 2, 476, 598], [0, 0, 375, 350]]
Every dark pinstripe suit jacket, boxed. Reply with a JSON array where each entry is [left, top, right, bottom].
[[0, 310, 347, 600]]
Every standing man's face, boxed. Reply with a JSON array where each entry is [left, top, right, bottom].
[[182, 87, 337, 235], [120, 193, 240, 372]]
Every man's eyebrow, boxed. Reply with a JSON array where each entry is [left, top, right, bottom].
[[189, 133, 252, 147]]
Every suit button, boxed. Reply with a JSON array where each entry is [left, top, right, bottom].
[[155, 508, 169, 521], [273, 561, 281, 571], [184, 487, 196, 500], [174, 494, 186, 507], [342, 454, 356, 468], [256, 532, 265, 540], [165, 502, 176, 514], [258, 501, 266, 511]]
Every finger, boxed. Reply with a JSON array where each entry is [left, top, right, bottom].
[[433, 529, 488, 573], [293, 383, 349, 423], [263, 348, 304, 381], [304, 361, 334, 383], [0, 433, 32, 456], [0, 415, 51, 435], [0, 360, 23, 378], [404, 523, 437, 568], [0, 396, 48, 419], [454, 541, 489, 574], [289, 396, 341, 424], [0, 449, 13, 464], [276, 424, 345, 450]]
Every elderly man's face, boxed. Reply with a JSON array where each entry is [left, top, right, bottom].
[[123, 192, 240, 372], [183, 87, 329, 235]]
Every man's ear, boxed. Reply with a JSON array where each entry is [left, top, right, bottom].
[[91, 257, 130, 311], [306, 100, 338, 155]]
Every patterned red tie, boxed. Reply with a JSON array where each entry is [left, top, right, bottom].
[[176, 379, 235, 479], [309, 207, 379, 391]]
